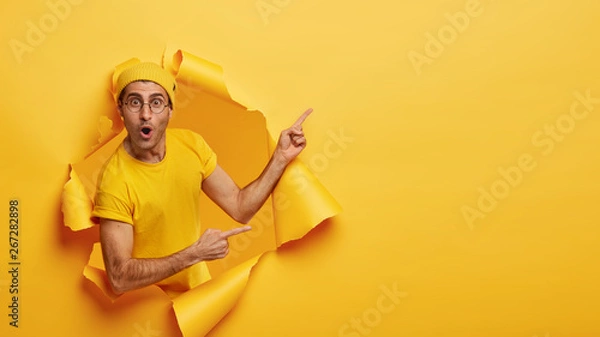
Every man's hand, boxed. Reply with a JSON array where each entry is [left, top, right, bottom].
[[191, 225, 252, 260], [275, 108, 313, 163]]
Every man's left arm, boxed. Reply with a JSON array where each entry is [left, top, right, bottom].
[[202, 108, 313, 224]]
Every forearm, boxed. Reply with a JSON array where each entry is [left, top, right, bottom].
[[236, 152, 289, 223], [203, 110, 310, 224], [101, 217, 245, 295], [107, 246, 198, 294]]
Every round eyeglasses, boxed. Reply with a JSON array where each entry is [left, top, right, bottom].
[[123, 97, 169, 114]]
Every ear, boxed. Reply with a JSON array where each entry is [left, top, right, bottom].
[[117, 104, 126, 120]]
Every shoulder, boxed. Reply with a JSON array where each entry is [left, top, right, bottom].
[[167, 128, 211, 148], [168, 128, 201, 141], [96, 145, 129, 189], [166, 128, 216, 175]]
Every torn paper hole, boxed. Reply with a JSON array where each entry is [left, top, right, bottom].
[[61, 49, 341, 337]]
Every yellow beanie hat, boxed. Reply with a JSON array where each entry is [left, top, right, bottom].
[[114, 62, 176, 107]]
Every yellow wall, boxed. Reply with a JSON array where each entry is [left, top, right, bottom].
[[2, 0, 599, 336]]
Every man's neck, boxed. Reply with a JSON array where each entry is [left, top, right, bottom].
[[123, 136, 166, 163]]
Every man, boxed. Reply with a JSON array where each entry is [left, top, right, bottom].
[[92, 62, 312, 295]]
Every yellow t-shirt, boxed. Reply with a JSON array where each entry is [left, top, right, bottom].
[[91, 128, 217, 294]]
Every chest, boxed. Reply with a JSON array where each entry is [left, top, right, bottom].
[[125, 152, 204, 218]]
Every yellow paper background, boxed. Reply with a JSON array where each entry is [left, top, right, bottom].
[[2, 1, 600, 337]]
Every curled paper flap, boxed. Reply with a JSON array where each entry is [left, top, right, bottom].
[[173, 255, 260, 337], [91, 116, 116, 152], [171, 50, 230, 101], [61, 49, 341, 337], [62, 131, 126, 231], [273, 160, 342, 246], [61, 166, 94, 231]]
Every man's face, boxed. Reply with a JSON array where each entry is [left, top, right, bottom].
[[119, 81, 172, 154]]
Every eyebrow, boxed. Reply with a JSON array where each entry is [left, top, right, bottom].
[[125, 92, 167, 100]]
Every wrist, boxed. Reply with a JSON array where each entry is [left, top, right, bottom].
[[272, 149, 291, 167], [179, 245, 201, 267]]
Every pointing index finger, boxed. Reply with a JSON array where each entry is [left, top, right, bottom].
[[221, 225, 252, 238], [293, 108, 313, 127]]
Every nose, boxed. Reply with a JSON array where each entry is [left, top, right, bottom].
[[139, 103, 153, 120]]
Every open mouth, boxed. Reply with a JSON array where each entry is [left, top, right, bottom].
[[140, 126, 153, 139]]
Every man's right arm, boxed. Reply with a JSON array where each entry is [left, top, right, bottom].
[[99, 218, 251, 294]]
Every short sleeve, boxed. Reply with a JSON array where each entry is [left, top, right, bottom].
[[91, 159, 134, 225], [91, 190, 134, 225], [192, 132, 217, 179]]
